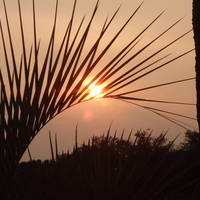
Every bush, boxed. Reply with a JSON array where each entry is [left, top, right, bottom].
[[3, 130, 200, 200]]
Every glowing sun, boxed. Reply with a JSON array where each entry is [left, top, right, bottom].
[[84, 77, 103, 98], [89, 84, 103, 97]]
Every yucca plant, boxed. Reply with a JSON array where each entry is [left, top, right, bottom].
[[0, 0, 197, 195]]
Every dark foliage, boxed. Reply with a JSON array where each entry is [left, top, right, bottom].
[[0, 0, 196, 193], [193, 0, 200, 130], [2, 130, 200, 200], [180, 130, 200, 151]]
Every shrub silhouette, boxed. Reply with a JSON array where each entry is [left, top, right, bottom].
[[4, 130, 200, 199]]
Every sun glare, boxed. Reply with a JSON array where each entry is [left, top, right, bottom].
[[84, 77, 103, 98], [89, 85, 103, 97]]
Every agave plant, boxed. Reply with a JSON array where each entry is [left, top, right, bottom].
[[0, 0, 196, 193]]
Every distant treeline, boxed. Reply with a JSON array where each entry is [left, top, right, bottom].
[[3, 130, 200, 200]]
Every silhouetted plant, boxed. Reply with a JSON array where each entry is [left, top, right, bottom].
[[0, 0, 197, 195], [193, 0, 200, 131], [4, 129, 199, 199], [180, 130, 200, 151]]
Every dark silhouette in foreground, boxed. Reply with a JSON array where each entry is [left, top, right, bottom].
[[3, 130, 200, 200]]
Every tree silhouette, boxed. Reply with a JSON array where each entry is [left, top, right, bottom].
[[193, 0, 200, 135], [4, 131, 199, 199], [180, 130, 200, 151]]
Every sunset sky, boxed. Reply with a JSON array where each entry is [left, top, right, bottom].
[[0, 0, 197, 161]]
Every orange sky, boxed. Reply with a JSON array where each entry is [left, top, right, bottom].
[[0, 0, 197, 161]]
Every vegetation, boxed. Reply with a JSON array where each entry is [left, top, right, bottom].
[[193, 0, 200, 131], [2, 129, 200, 199], [0, 0, 198, 199]]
